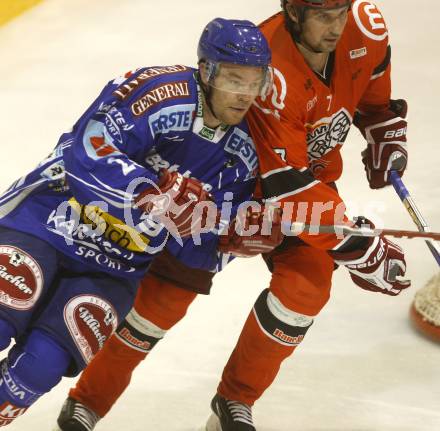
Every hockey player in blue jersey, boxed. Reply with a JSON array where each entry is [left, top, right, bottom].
[[0, 18, 275, 426]]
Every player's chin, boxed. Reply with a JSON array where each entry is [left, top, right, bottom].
[[321, 39, 339, 52], [224, 108, 247, 125]]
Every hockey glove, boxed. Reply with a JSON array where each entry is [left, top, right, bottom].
[[331, 218, 411, 296], [218, 204, 283, 257], [354, 99, 408, 189], [135, 169, 214, 238]]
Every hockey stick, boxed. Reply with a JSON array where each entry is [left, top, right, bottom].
[[287, 222, 440, 241], [390, 170, 440, 266]]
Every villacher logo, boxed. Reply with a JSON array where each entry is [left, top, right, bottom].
[[0, 246, 43, 311], [64, 295, 118, 363]]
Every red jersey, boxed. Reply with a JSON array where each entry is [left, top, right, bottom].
[[248, 0, 391, 250]]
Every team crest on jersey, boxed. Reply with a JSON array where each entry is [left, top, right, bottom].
[[0, 246, 44, 311], [352, 0, 388, 41], [83, 120, 120, 161], [306, 108, 352, 160], [64, 295, 118, 364]]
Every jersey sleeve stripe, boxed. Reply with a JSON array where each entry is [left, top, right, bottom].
[[372, 45, 391, 77], [260, 167, 318, 201], [261, 165, 297, 179], [0, 179, 46, 218], [370, 70, 386, 81], [90, 173, 135, 199], [260, 165, 310, 179], [265, 180, 320, 202], [66, 171, 132, 206]]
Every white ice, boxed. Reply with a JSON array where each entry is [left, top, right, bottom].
[[0, 1, 439, 430]]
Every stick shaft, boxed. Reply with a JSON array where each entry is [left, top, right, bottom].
[[287, 223, 440, 241], [390, 171, 440, 266]]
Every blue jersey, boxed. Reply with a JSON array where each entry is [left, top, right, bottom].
[[0, 66, 258, 278]]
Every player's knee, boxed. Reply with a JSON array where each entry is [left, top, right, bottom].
[[2, 329, 71, 407], [0, 319, 15, 351], [254, 289, 314, 347], [271, 276, 331, 316], [114, 308, 167, 356], [136, 274, 197, 329]]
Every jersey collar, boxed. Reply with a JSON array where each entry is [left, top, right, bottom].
[[193, 72, 230, 144]]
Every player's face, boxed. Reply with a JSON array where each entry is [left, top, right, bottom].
[[207, 64, 266, 125], [300, 6, 349, 52]]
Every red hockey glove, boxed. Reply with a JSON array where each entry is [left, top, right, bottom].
[[135, 169, 213, 238], [331, 218, 411, 296], [218, 205, 284, 257], [354, 99, 408, 189]]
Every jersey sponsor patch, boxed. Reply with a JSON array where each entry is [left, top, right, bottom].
[[148, 104, 195, 137], [102, 106, 135, 144], [352, 0, 388, 41], [224, 128, 258, 173], [68, 197, 150, 253], [253, 289, 312, 346], [350, 47, 367, 59], [115, 307, 165, 353], [113, 65, 188, 100], [115, 319, 160, 353], [64, 294, 118, 364], [0, 246, 44, 310], [306, 108, 352, 160], [131, 81, 190, 116], [73, 246, 134, 272]]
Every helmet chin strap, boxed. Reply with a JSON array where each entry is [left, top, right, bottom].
[[201, 82, 222, 127], [198, 63, 223, 126]]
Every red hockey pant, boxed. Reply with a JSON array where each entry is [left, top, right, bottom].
[[218, 241, 334, 405]]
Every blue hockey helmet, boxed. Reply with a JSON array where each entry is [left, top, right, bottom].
[[197, 18, 272, 96], [197, 18, 271, 67]]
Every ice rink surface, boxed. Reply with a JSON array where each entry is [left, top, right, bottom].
[[0, 0, 439, 430]]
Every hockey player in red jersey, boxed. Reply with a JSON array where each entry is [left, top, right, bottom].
[[206, 1, 411, 429]]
